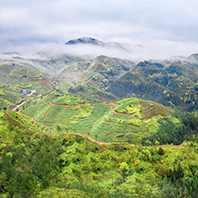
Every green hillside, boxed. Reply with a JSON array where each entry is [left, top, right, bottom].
[[0, 85, 23, 110], [56, 55, 134, 98], [5, 110, 52, 134], [90, 97, 176, 144], [0, 60, 55, 95], [79, 55, 134, 90], [0, 110, 198, 197], [68, 85, 116, 102], [57, 60, 91, 90], [107, 60, 198, 112], [20, 92, 187, 145]]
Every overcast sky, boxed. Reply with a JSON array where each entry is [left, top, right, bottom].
[[1, 0, 198, 59]]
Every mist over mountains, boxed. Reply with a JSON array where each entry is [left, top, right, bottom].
[[2, 37, 198, 62]]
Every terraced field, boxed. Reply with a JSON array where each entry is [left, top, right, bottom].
[[51, 95, 85, 105], [5, 110, 52, 134], [139, 100, 173, 119], [20, 93, 178, 143], [0, 85, 23, 110]]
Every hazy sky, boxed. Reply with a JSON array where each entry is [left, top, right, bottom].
[[1, 0, 198, 59]]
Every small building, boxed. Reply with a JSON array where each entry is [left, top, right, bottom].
[[20, 89, 37, 97]]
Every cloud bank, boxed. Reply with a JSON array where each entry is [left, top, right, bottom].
[[1, 0, 198, 60]]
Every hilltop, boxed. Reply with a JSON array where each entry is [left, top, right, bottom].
[[65, 37, 126, 50]]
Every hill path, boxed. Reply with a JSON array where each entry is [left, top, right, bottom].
[[4, 111, 23, 128], [110, 102, 120, 106], [84, 136, 110, 145]]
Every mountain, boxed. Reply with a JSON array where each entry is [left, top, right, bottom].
[[63, 55, 134, 90], [187, 53, 198, 62], [65, 37, 126, 50], [55, 55, 135, 100], [66, 37, 105, 46], [107, 59, 198, 112], [2, 52, 22, 56]]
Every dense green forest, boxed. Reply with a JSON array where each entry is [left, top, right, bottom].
[[0, 110, 198, 197], [107, 60, 198, 112]]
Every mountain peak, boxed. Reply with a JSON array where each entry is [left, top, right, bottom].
[[65, 37, 105, 46], [187, 53, 198, 61], [65, 37, 126, 51]]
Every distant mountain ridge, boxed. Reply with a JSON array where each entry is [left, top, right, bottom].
[[66, 37, 105, 46], [106, 58, 198, 112], [65, 37, 126, 50]]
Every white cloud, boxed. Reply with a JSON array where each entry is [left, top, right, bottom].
[[0, 0, 198, 59]]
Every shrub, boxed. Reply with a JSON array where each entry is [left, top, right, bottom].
[[157, 147, 165, 155]]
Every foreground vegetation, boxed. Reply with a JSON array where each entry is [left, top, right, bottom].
[[0, 110, 198, 197]]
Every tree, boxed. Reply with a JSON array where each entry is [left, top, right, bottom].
[[157, 147, 164, 155]]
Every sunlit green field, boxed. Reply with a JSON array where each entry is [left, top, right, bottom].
[[20, 92, 178, 143]]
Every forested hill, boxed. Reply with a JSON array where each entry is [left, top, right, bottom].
[[107, 59, 198, 112], [0, 110, 198, 197]]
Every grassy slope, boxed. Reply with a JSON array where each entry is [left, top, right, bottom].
[[90, 97, 176, 144], [21, 92, 179, 144], [0, 61, 54, 95], [68, 84, 116, 102], [81, 55, 134, 90], [0, 85, 23, 110]]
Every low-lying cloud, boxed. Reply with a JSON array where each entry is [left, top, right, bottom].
[[1, 0, 198, 61], [3, 39, 197, 63]]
